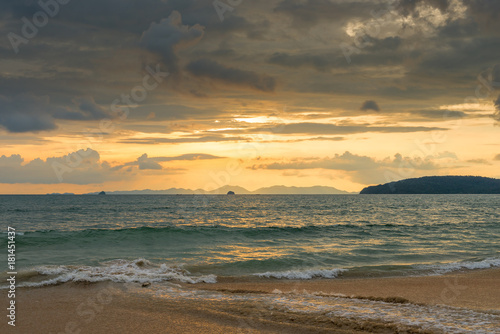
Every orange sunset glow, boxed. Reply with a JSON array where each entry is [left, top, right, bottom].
[[1, 0, 499, 194]]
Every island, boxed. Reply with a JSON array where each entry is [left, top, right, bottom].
[[227, 191, 235, 195], [98, 191, 106, 195], [360, 176, 500, 194]]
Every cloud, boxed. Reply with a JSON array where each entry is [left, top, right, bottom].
[[0, 95, 57, 133], [0, 95, 117, 133], [251, 151, 457, 184], [53, 97, 111, 121], [140, 11, 205, 73], [493, 96, 500, 122], [186, 59, 276, 92], [0, 149, 119, 184], [409, 109, 466, 119], [466, 0, 500, 32], [253, 152, 443, 171], [115, 153, 224, 170], [273, 0, 378, 29], [360, 100, 380, 112], [395, 0, 451, 16], [119, 135, 246, 145], [466, 159, 491, 165], [267, 37, 401, 73], [127, 104, 223, 121], [268, 52, 343, 72], [218, 122, 446, 135], [0, 149, 221, 184], [494, 154, 500, 161], [255, 152, 379, 171]]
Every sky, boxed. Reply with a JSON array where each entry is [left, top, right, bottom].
[[0, 0, 499, 194]]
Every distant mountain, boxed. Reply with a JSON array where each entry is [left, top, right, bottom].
[[360, 176, 500, 194], [83, 185, 351, 195], [45, 192, 75, 195], [254, 185, 349, 194]]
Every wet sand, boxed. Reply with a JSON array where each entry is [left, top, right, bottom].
[[199, 268, 500, 311], [1, 268, 498, 333], [1, 282, 369, 334]]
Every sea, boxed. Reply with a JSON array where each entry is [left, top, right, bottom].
[[1, 194, 499, 333]]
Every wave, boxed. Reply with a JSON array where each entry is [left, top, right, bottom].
[[15, 218, 486, 236], [415, 257, 500, 274], [254, 268, 347, 280], [0, 259, 216, 289], [5, 225, 349, 247], [13, 223, 398, 238]]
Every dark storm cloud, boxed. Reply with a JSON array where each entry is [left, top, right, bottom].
[[53, 97, 111, 121], [268, 36, 403, 73], [360, 100, 380, 112], [0, 0, 282, 134], [0, 94, 117, 133], [467, 0, 500, 32], [273, 0, 379, 29], [0, 95, 57, 133], [186, 59, 276, 92], [1, 0, 500, 136], [140, 11, 205, 73], [268, 52, 345, 72], [366, 36, 402, 52]]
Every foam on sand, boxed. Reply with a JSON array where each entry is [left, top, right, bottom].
[[254, 268, 347, 279]]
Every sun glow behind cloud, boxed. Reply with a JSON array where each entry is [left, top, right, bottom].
[[0, 0, 499, 194]]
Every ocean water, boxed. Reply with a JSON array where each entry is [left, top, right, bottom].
[[2, 194, 500, 333], [1, 194, 499, 285]]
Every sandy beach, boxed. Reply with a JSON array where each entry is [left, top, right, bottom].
[[2, 268, 498, 334], [199, 268, 500, 311]]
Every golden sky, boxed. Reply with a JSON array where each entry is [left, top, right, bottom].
[[1, 0, 499, 194]]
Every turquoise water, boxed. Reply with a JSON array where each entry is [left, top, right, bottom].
[[0, 194, 499, 285]]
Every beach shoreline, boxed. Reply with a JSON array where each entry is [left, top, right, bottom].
[[1, 268, 498, 333], [194, 267, 500, 312]]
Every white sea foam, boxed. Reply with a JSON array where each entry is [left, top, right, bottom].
[[147, 283, 500, 334], [6, 258, 216, 288], [416, 257, 500, 274], [254, 268, 347, 280]]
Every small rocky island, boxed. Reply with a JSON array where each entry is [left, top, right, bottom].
[[98, 191, 106, 195], [360, 176, 500, 194], [227, 191, 235, 195]]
